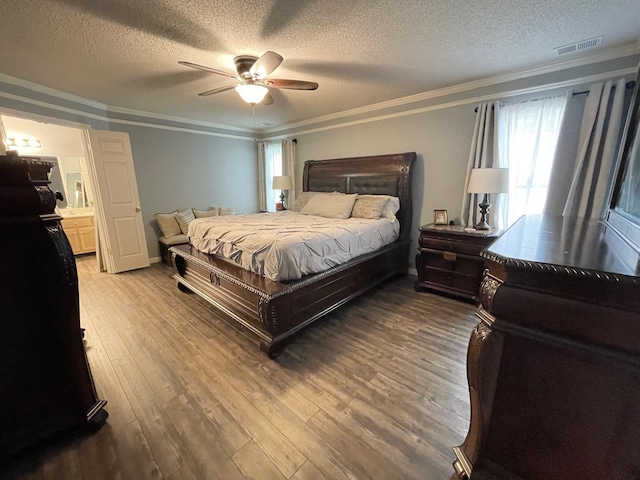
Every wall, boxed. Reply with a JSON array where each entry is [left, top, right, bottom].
[[274, 54, 640, 267], [0, 52, 637, 266], [122, 125, 258, 257], [0, 82, 259, 261]]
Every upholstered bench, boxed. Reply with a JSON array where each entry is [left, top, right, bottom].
[[158, 234, 188, 265], [155, 206, 235, 266]]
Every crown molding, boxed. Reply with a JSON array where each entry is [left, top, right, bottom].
[[0, 90, 255, 141], [262, 43, 640, 135], [0, 72, 108, 110], [0, 72, 253, 134], [106, 105, 252, 133], [261, 67, 638, 141]]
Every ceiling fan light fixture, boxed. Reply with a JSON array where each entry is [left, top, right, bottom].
[[235, 84, 268, 104]]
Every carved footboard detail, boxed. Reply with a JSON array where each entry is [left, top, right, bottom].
[[453, 274, 505, 478]]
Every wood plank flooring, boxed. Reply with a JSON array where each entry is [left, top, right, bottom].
[[1, 256, 478, 480]]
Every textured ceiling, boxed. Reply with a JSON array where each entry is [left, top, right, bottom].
[[0, 0, 638, 131]]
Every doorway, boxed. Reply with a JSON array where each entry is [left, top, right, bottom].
[[0, 110, 149, 273]]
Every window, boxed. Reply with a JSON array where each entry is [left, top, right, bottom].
[[496, 95, 567, 228], [263, 141, 282, 212]]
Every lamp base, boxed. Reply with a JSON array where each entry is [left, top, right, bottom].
[[475, 195, 491, 230], [279, 191, 287, 211]]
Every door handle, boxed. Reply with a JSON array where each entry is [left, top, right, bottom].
[[135, 207, 141, 212]]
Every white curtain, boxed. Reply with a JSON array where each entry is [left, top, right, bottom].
[[257, 142, 267, 211], [461, 102, 500, 227], [497, 95, 567, 227], [545, 79, 628, 219], [257, 141, 283, 212], [281, 138, 297, 208]]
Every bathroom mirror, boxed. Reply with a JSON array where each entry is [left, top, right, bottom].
[[43, 155, 92, 209], [66, 172, 86, 208]]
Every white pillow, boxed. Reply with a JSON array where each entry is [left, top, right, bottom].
[[155, 211, 182, 238], [175, 207, 196, 234], [358, 195, 400, 221], [300, 193, 358, 219]]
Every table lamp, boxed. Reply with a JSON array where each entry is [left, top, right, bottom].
[[272, 175, 292, 210], [467, 168, 509, 230]]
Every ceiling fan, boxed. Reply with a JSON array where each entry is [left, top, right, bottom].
[[178, 51, 318, 105]]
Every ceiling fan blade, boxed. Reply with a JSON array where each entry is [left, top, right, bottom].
[[262, 92, 275, 105], [250, 51, 283, 79], [265, 79, 318, 90], [198, 84, 237, 96], [178, 61, 238, 79]]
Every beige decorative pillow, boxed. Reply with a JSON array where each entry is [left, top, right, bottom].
[[219, 207, 236, 216], [209, 206, 222, 215], [359, 195, 400, 221], [175, 207, 196, 234], [193, 208, 219, 218], [291, 191, 317, 212], [351, 196, 390, 219], [300, 193, 357, 219], [155, 211, 182, 238]]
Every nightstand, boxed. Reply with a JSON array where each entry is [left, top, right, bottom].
[[414, 224, 501, 303]]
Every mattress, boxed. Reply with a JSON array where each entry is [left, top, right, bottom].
[[188, 210, 400, 281]]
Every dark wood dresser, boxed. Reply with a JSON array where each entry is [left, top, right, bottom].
[[415, 224, 501, 303], [452, 215, 640, 480], [0, 153, 107, 463]]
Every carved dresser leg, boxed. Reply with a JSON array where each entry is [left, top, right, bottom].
[[453, 274, 505, 478]]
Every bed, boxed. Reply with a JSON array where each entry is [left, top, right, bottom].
[[170, 152, 416, 357]]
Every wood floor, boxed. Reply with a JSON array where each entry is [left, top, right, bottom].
[[2, 256, 477, 480]]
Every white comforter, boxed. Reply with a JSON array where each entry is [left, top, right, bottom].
[[188, 211, 399, 281]]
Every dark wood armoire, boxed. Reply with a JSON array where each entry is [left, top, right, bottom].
[[0, 153, 107, 462]]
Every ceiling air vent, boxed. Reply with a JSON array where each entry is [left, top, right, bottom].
[[554, 35, 604, 56]]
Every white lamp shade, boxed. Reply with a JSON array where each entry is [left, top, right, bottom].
[[235, 84, 269, 104], [272, 175, 292, 190], [467, 168, 509, 194]]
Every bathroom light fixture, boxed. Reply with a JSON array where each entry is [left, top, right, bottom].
[[5, 137, 42, 148], [235, 84, 268, 104]]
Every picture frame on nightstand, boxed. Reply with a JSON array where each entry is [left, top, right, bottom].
[[434, 209, 448, 225]]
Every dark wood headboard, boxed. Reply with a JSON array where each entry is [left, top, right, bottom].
[[302, 152, 416, 242]]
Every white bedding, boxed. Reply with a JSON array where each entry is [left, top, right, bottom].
[[188, 210, 400, 281]]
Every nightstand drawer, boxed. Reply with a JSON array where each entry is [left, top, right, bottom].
[[419, 250, 485, 276], [421, 267, 479, 296], [419, 236, 487, 255]]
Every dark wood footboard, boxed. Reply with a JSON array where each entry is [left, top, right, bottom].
[[171, 241, 410, 357]]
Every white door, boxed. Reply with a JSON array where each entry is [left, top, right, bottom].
[[86, 130, 149, 273]]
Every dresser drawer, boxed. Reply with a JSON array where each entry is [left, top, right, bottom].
[[419, 250, 486, 276]]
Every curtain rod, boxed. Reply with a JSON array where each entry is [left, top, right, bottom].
[[571, 80, 636, 97], [474, 80, 637, 112]]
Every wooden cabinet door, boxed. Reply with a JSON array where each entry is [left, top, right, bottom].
[[65, 228, 81, 253], [79, 227, 96, 253]]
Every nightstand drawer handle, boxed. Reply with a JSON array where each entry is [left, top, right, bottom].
[[443, 251, 457, 261]]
